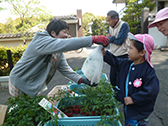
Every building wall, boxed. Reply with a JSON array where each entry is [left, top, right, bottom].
[[0, 38, 31, 47], [68, 24, 77, 37], [149, 27, 168, 47], [77, 9, 83, 37]]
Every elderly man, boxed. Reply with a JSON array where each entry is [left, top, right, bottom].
[[106, 10, 130, 86]]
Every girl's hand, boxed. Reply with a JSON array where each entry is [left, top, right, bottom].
[[101, 48, 106, 56], [124, 97, 134, 105]]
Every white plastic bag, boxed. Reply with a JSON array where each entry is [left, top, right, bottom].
[[81, 45, 103, 85]]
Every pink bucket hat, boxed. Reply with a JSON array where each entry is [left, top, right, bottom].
[[128, 33, 155, 68], [148, 7, 168, 28]]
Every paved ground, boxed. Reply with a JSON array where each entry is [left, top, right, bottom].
[[0, 46, 168, 126]]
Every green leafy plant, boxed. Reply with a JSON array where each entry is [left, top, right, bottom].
[[50, 75, 123, 125], [3, 94, 56, 126], [4, 72, 123, 125], [0, 44, 28, 76], [78, 77, 123, 125]]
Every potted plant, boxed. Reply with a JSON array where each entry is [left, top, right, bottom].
[[3, 94, 55, 126], [4, 72, 122, 126], [74, 77, 123, 125], [73, 105, 80, 114], [64, 107, 73, 117]]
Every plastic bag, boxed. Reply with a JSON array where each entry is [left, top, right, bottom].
[[81, 45, 103, 85]]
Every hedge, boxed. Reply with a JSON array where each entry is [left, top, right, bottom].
[[0, 44, 28, 76]]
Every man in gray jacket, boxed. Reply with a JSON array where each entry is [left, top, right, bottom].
[[9, 19, 109, 96]]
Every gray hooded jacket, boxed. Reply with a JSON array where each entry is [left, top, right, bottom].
[[9, 31, 92, 96]]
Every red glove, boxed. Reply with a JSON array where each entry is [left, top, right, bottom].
[[92, 36, 109, 47]]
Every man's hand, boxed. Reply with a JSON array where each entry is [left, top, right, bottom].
[[78, 78, 98, 87], [92, 36, 109, 47], [124, 97, 134, 105]]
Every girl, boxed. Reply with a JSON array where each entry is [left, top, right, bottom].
[[9, 19, 109, 97], [102, 33, 159, 126], [148, 7, 168, 36]]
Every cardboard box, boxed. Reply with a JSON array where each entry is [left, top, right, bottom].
[[47, 85, 78, 106], [0, 104, 8, 125], [47, 85, 67, 106]]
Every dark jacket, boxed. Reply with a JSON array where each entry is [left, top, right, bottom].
[[104, 50, 159, 120]]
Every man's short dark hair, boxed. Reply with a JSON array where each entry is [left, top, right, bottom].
[[46, 19, 69, 37], [107, 10, 119, 20]]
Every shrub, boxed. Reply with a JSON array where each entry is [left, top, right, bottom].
[[3, 94, 53, 126], [0, 44, 28, 76]]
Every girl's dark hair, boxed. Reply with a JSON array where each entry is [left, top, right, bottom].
[[46, 19, 69, 37], [132, 40, 144, 52]]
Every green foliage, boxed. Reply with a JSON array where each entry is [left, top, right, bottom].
[[2, 0, 52, 42], [50, 76, 123, 125], [82, 12, 95, 36], [121, 0, 155, 34], [80, 78, 122, 125], [3, 94, 53, 126], [82, 14, 108, 36], [3, 71, 122, 125], [0, 0, 6, 11], [0, 44, 27, 76], [91, 16, 108, 36], [0, 23, 4, 34]]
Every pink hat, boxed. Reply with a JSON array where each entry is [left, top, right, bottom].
[[148, 7, 168, 28], [128, 33, 155, 68]]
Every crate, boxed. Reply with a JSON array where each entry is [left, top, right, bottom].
[[43, 97, 122, 126], [68, 70, 109, 95], [67, 70, 108, 85], [76, 70, 108, 81], [42, 70, 121, 126]]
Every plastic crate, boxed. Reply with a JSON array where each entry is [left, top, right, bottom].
[[68, 83, 86, 95], [68, 70, 109, 95], [75, 70, 108, 81], [68, 70, 108, 85], [43, 97, 122, 126], [44, 114, 121, 126]]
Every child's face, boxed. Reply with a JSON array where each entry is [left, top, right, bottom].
[[128, 40, 142, 61], [52, 29, 69, 38], [156, 19, 168, 36]]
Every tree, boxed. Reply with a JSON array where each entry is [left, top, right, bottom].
[[122, 0, 155, 34], [91, 16, 108, 36], [3, 0, 52, 44], [82, 12, 95, 36], [0, 23, 4, 33], [2, 17, 18, 33], [0, 0, 6, 11]]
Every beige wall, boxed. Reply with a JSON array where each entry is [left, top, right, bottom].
[[0, 38, 32, 47], [68, 24, 77, 37]]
